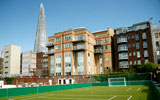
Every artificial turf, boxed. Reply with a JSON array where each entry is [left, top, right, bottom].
[[0, 85, 154, 100]]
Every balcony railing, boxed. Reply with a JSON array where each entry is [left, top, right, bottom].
[[95, 41, 103, 46], [72, 37, 86, 42], [73, 45, 86, 51], [46, 50, 54, 55], [43, 54, 48, 57], [94, 49, 103, 53], [46, 42, 54, 47]]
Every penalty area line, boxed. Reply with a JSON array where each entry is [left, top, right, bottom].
[[107, 96, 117, 100], [127, 96, 132, 100], [137, 88, 141, 91], [126, 88, 132, 91]]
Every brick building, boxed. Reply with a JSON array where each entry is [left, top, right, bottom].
[[114, 21, 154, 71]]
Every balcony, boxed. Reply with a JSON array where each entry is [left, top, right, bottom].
[[94, 41, 103, 47], [46, 41, 54, 47], [72, 37, 86, 43], [72, 45, 86, 51], [94, 49, 103, 54], [43, 54, 48, 57], [45, 50, 54, 55]]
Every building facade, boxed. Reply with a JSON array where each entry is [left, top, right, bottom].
[[92, 28, 114, 73], [21, 51, 36, 76], [114, 21, 154, 71], [3, 45, 21, 77], [46, 27, 114, 76], [0, 58, 3, 76], [36, 52, 49, 77], [152, 24, 160, 65], [34, 3, 47, 52]]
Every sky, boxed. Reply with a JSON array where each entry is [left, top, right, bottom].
[[0, 0, 160, 53]]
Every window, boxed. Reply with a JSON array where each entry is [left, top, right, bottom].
[[156, 42, 159, 47], [56, 37, 61, 41], [104, 38, 108, 42], [157, 51, 160, 56], [128, 44, 131, 48], [119, 53, 128, 60], [133, 52, 136, 56], [65, 52, 71, 75], [132, 34, 134, 39], [118, 44, 128, 51], [138, 60, 141, 64], [88, 43, 90, 48], [136, 42, 140, 49], [134, 61, 136, 65], [128, 35, 130, 39], [143, 41, 147, 48], [104, 46, 108, 50], [132, 43, 135, 47], [56, 45, 61, 49], [145, 59, 148, 63], [158, 59, 160, 64], [65, 43, 71, 48], [5, 56, 9, 58], [155, 33, 158, 38], [142, 32, 146, 39], [129, 52, 132, 56], [135, 34, 139, 40], [144, 50, 148, 57], [137, 51, 140, 58], [130, 61, 132, 65], [117, 36, 127, 43], [5, 51, 9, 53], [119, 61, 129, 68], [77, 34, 84, 40], [56, 54, 61, 74], [50, 56, 54, 76], [56, 72, 61, 76], [65, 35, 71, 40]]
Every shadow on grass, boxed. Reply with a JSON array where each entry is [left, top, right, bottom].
[[142, 86, 155, 100]]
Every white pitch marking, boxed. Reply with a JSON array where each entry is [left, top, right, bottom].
[[137, 88, 141, 91], [127, 96, 132, 100], [126, 88, 132, 91], [108, 96, 117, 100]]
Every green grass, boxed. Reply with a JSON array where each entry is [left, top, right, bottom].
[[0, 85, 154, 100]]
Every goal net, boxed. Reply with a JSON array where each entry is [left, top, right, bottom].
[[108, 77, 127, 87]]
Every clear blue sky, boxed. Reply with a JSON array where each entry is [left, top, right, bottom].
[[0, 0, 160, 52]]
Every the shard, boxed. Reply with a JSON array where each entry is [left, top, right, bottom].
[[34, 3, 47, 52]]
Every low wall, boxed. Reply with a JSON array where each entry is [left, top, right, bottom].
[[0, 80, 159, 99]]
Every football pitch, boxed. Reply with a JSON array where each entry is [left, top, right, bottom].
[[0, 85, 153, 100]]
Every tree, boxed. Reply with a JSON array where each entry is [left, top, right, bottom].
[[131, 62, 158, 73]]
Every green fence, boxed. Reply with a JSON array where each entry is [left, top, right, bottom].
[[0, 81, 160, 99]]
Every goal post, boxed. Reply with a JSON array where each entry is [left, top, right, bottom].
[[108, 77, 127, 87]]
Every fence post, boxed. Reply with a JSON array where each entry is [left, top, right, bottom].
[[6, 88, 8, 97], [37, 86, 39, 94]]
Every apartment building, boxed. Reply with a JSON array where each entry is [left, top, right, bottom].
[[92, 28, 114, 73], [0, 58, 3, 76], [114, 21, 154, 71], [21, 51, 36, 76], [46, 27, 114, 76], [152, 24, 160, 64], [3, 45, 21, 77]]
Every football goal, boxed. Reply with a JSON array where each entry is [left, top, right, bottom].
[[108, 77, 127, 87]]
